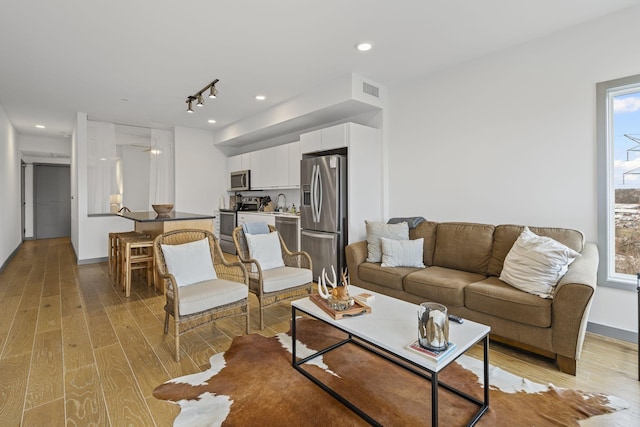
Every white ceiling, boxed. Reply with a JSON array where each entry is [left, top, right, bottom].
[[1, 0, 639, 143]]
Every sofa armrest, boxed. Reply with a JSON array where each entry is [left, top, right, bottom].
[[552, 242, 598, 361], [345, 241, 368, 286]]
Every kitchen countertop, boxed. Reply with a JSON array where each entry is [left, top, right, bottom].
[[117, 211, 215, 222], [239, 211, 300, 218]]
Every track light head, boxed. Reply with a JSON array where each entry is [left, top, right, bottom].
[[186, 79, 219, 113]]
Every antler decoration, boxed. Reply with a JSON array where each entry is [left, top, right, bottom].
[[317, 266, 337, 299]]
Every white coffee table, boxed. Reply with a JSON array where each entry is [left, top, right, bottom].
[[291, 286, 490, 426]]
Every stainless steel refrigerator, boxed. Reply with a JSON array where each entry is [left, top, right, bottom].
[[300, 154, 347, 280]]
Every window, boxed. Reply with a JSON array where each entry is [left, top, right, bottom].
[[597, 74, 640, 290]]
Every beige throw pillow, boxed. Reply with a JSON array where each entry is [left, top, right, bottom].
[[365, 221, 409, 263], [499, 227, 580, 298]]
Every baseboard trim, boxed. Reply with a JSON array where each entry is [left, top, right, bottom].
[[0, 242, 21, 273], [587, 321, 638, 344], [77, 256, 108, 265]]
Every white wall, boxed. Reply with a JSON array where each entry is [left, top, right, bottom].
[[174, 126, 227, 216], [71, 113, 133, 262], [0, 104, 20, 268], [388, 6, 640, 335]]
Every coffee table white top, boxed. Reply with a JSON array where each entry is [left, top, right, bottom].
[[292, 286, 490, 373]]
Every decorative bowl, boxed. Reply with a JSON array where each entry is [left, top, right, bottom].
[[152, 204, 174, 214], [328, 296, 355, 311]]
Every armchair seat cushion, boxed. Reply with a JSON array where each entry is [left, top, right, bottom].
[[178, 279, 248, 316], [254, 266, 313, 293]]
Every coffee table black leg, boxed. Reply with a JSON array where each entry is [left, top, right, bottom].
[[291, 306, 297, 366], [484, 335, 490, 406], [432, 371, 439, 426]]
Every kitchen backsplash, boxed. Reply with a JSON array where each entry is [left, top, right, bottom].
[[221, 188, 300, 212]]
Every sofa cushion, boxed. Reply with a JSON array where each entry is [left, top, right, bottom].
[[403, 266, 486, 307], [359, 262, 421, 291], [432, 222, 495, 275], [487, 225, 585, 277], [465, 277, 552, 328], [410, 220, 438, 266]]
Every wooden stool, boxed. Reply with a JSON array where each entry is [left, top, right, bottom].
[[119, 235, 155, 297], [108, 231, 141, 280]]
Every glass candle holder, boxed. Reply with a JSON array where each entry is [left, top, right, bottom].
[[418, 302, 450, 351]]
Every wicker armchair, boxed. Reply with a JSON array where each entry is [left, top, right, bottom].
[[154, 229, 249, 361], [233, 225, 313, 329]]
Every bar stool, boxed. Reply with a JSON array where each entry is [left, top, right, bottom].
[[119, 234, 155, 297], [108, 231, 141, 279]]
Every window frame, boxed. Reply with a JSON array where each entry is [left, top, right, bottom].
[[597, 73, 640, 291]]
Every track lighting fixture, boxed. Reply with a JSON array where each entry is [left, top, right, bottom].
[[185, 79, 219, 113]]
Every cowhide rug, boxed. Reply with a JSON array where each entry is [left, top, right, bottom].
[[154, 319, 628, 426]]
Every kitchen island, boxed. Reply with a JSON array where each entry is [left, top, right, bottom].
[[116, 211, 215, 236]]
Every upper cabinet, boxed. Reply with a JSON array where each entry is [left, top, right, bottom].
[[227, 153, 251, 174], [299, 123, 350, 154], [227, 141, 301, 190]]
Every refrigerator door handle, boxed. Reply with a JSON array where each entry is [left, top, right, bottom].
[[301, 230, 335, 239], [316, 165, 322, 222], [310, 164, 317, 223]]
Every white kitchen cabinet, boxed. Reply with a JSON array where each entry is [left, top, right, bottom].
[[227, 153, 251, 174], [299, 123, 349, 154], [288, 141, 301, 187], [300, 130, 322, 154], [273, 144, 289, 188], [251, 144, 295, 189]]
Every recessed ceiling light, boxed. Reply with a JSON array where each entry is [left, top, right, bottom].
[[208, 119, 217, 124], [255, 95, 266, 101], [355, 41, 373, 52], [35, 124, 45, 129]]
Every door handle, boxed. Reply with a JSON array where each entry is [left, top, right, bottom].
[[311, 164, 318, 223], [301, 231, 335, 239], [316, 166, 322, 221]]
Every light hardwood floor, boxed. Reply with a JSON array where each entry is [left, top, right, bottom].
[[0, 237, 638, 426]]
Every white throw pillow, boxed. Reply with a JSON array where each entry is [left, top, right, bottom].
[[380, 237, 425, 268], [246, 231, 285, 272], [365, 221, 410, 263], [499, 227, 580, 298], [161, 238, 217, 287]]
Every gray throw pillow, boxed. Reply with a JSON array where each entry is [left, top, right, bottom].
[[365, 220, 409, 263]]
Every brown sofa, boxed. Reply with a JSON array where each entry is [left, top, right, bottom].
[[345, 221, 598, 375]]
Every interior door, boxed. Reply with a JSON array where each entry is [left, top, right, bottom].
[[35, 164, 71, 239]]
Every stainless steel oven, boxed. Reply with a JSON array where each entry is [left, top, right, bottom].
[[218, 209, 237, 254]]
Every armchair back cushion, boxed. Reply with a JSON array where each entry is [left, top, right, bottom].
[[245, 231, 285, 272], [160, 238, 217, 287]]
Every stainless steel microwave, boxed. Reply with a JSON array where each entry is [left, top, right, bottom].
[[229, 170, 250, 191]]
